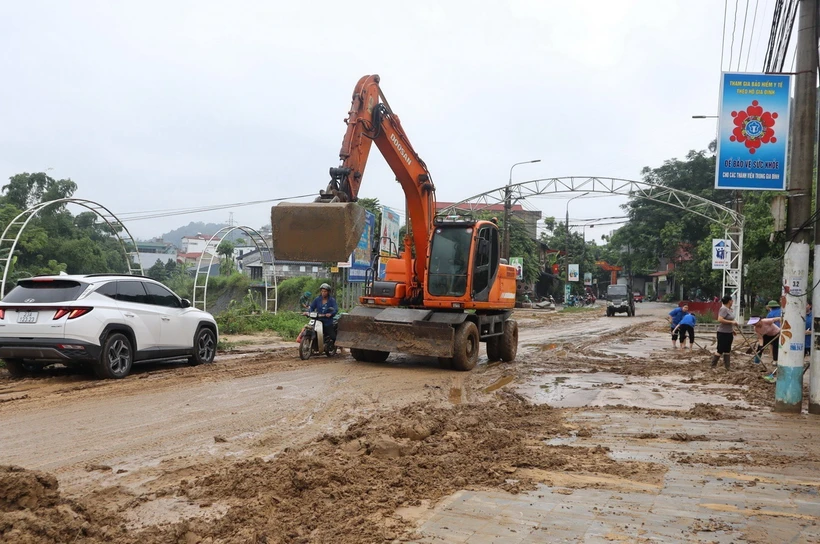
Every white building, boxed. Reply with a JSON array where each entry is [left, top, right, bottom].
[[180, 234, 220, 255]]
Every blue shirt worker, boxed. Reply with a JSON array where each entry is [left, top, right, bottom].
[[765, 300, 782, 321], [673, 312, 697, 351], [309, 283, 338, 342], [668, 304, 689, 349]]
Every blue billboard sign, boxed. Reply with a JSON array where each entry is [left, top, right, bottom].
[[348, 210, 376, 283], [715, 72, 791, 190]]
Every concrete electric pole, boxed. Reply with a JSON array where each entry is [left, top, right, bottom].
[[776, 0, 817, 413], [810, 3, 820, 415]]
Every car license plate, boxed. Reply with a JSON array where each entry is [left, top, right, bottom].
[[17, 311, 38, 323]]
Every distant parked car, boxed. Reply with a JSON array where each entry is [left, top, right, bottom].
[[0, 274, 218, 379], [633, 292, 644, 303]]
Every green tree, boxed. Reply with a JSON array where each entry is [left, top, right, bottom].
[[217, 240, 235, 275], [0, 172, 134, 279], [146, 259, 169, 281], [2, 172, 76, 210]]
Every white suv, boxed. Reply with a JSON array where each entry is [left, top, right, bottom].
[[0, 274, 218, 379]]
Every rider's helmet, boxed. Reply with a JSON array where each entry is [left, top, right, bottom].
[[304, 291, 311, 297], [320, 283, 331, 291]]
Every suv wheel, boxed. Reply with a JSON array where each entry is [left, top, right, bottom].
[[190, 327, 216, 365], [95, 333, 133, 379], [4, 359, 32, 378]]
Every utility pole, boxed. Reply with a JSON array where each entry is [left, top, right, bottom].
[[777, 0, 816, 414], [811, 2, 820, 415], [565, 192, 588, 294], [503, 160, 540, 260]]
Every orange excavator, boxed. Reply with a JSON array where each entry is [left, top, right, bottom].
[[271, 74, 518, 370]]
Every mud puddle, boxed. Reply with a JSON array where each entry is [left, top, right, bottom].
[[519, 372, 750, 410]]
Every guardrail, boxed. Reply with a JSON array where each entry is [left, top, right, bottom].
[[694, 323, 754, 335]]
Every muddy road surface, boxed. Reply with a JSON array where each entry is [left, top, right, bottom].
[[1, 303, 818, 543]]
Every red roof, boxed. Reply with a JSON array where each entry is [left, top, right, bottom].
[[177, 252, 207, 262], [436, 201, 525, 212]]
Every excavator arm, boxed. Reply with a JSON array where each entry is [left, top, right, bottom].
[[272, 74, 435, 288]]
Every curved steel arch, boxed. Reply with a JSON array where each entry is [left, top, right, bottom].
[[192, 226, 278, 313], [0, 198, 144, 296], [441, 176, 744, 302]]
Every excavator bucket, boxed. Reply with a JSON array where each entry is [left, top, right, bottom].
[[337, 307, 457, 358], [270, 202, 366, 262]]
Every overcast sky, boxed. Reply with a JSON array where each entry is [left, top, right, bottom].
[[0, 0, 783, 243]]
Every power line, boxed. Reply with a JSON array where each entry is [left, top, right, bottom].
[[729, 0, 740, 68], [737, 0, 752, 70], [113, 193, 317, 221], [721, 0, 730, 70], [744, 0, 762, 70]]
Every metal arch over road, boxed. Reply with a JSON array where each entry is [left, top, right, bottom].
[[192, 226, 278, 313], [0, 198, 144, 297], [440, 176, 745, 302]]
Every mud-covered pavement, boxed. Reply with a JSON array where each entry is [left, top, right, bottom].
[[1, 303, 819, 543]]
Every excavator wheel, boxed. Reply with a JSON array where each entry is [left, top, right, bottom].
[[486, 337, 502, 362], [499, 319, 518, 362], [452, 321, 479, 371]]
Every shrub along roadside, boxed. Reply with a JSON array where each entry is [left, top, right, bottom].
[[215, 292, 306, 339], [276, 276, 332, 312]]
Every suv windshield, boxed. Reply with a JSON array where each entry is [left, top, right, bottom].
[[2, 279, 88, 303], [607, 285, 628, 297]]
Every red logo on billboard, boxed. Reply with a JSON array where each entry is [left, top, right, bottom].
[[730, 100, 777, 154]]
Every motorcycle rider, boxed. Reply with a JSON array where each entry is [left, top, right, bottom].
[[307, 283, 338, 344], [299, 291, 312, 311]]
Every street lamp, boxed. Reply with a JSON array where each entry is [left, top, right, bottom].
[[565, 192, 589, 286], [503, 159, 541, 260]]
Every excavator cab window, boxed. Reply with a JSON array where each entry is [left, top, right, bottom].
[[428, 226, 472, 297], [472, 225, 499, 301]]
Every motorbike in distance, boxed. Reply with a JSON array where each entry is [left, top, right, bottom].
[[297, 311, 338, 360]]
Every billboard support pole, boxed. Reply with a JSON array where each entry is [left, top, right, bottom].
[[776, 0, 816, 414], [722, 226, 743, 305]]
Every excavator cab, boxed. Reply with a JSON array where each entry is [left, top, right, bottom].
[[425, 218, 502, 303]]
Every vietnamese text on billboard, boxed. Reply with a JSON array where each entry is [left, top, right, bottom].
[[715, 72, 791, 190]]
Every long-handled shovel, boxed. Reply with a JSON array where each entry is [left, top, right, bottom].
[[735, 326, 773, 372]]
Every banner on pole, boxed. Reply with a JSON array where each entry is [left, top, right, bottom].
[[583, 272, 592, 286], [715, 72, 791, 190], [379, 206, 401, 257], [712, 239, 731, 269], [509, 257, 524, 280], [568, 264, 579, 282], [348, 210, 376, 282]]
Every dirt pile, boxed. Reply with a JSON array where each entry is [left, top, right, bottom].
[[0, 466, 60, 512], [0, 395, 663, 544], [0, 465, 124, 544]]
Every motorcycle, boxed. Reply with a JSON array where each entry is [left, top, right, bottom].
[[297, 311, 337, 360]]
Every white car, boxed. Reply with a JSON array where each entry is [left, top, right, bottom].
[[0, 274, 218, 379]]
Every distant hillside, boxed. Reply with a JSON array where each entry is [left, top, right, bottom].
[[154, 222, 243, 248]]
